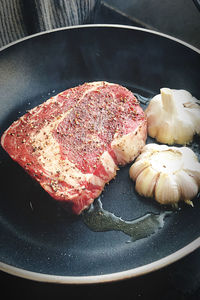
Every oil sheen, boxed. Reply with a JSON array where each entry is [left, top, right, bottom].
[[82, 197, 171, 242]]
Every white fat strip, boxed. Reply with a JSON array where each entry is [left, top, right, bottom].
[[79, 81, 113, 100], [85, 173, 105, 187], [30, 117, 87, 188], [32, 122, 107, 189], [29, 83, 115, 189], [1, 82, 117, 195], [1, 119, 21, 159], [111, 124, 146, 164], [41, 182, 80, 199], [86, 81, 114, 87], [1, 119, 21, 145], [100, 151, 117, 176]]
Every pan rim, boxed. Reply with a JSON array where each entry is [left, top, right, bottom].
[[0, 238, 199, 284], [0, 23, 200, 54], [0, 24, 200, 283]]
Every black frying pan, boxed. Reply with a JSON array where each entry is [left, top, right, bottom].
[[0, 25, 200, 283]]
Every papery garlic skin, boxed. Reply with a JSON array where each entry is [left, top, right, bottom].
[[145, 88, 200, 145], [129, 144, 200, 206]]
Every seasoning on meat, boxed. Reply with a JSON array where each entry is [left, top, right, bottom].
[[1, 81, 147, 214]]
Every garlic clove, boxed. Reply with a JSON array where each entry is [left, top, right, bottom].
[[146, 114, 159, 138], [180, 146, 198, 161], [155, 173, 180, 205], [175, 170, 198, 201], [141, 143, 168, 154], [175, 116, 195, 145], [135, 166, 159, 198], [180, 148, 200, 185], [129, 159, 150, 181], [156, 120, 175, 145]]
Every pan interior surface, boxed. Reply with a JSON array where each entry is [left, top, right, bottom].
[[0, 25, 200, 283]]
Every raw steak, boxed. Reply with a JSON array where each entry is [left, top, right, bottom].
[[1, 82, 147, 214]]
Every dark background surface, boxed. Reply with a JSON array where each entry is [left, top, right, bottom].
[[0, 1, 200, 299], [102, 0, 200, 49]]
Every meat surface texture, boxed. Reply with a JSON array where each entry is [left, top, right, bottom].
[[1, 81, 147, 214]]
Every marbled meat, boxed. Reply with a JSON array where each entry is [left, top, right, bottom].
[[1, 81, 147, 214]]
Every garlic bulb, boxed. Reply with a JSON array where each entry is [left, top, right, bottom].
[[145, 88, 200, 145], [129, 143, 200, 207]]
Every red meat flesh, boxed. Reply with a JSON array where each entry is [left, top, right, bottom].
[[1, 82, 147, 214]]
